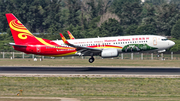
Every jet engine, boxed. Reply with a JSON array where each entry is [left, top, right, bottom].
[[101, 49, 118, 58], [158, 49, 166, 53]]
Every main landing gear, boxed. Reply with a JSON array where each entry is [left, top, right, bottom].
[[89, 56, 95, 63]]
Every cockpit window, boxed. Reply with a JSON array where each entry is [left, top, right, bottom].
[[161, 39, 168, 41]]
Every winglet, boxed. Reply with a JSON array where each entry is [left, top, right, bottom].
[[67, 31, 75, 39], [59, 33, 70, 45]]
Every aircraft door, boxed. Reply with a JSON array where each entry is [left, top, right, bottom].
[[97, 43, 100, 47], [100, 43, 105, 47], [153, 37, 157, 46], [97, 43, 101, 47], [36, 45, 41, 53]]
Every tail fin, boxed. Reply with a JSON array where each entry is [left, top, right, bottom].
[[6, 13, 60, 47], [6, 13, 38, 45], [67, 31, 75, 39]]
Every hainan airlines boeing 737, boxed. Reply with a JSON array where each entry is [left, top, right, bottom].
[[6, 13, 175, 63]]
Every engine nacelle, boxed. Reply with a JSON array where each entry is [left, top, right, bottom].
[[158, 49, 166, 53], [101, 49, 118, 58]]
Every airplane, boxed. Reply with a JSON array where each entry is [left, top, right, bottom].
[[6, 13, 175, 63]]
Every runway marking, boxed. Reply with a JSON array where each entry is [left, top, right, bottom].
[[1, 74, 180, 78]]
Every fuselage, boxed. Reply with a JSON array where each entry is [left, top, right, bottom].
[[14, 35, 175, 57]]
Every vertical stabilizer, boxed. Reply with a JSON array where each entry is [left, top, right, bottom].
[[6, 13, 37, 45]]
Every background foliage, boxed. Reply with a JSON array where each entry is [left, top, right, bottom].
[[0, 0, 180, 52]]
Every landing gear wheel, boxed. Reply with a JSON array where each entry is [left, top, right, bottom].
[[89, 58, 95, 63]]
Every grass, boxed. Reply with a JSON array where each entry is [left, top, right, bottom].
[[0, 58, 180, 100], [0, 58, 179, 67], [0, 99, 59, 101], [1, 77, 180, 100]]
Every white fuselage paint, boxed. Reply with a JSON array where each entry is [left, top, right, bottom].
[[53, 35, 175, 54]]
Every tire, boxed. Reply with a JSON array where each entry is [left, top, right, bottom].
[[89, 58, 94, 63]]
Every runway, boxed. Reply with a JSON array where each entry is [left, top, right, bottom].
[[0, 66, 180, 76]]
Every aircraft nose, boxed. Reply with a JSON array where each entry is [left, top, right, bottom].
[[169, 41, 175, 47]]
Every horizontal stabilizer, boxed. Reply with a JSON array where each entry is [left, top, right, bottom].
[[8, 43, 27, 47]]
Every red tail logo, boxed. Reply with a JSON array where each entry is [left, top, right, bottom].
[[6, 13, 36, 45], [6, 13, 56, 46], [10, 19, 33, 39]]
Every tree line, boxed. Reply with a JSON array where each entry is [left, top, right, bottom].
[[0, 0, 180, 52]]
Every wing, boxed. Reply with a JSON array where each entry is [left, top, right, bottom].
[[59, 33, 102, 55]]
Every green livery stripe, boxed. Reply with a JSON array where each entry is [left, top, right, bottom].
[[122, 44, 158, 52]]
